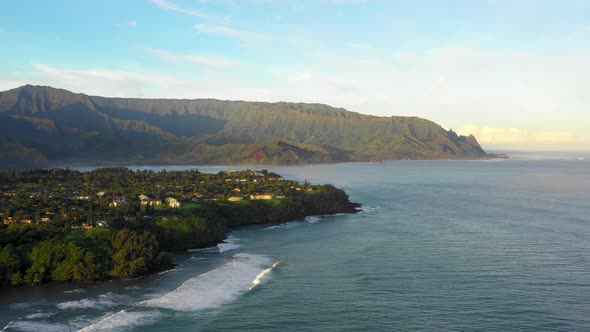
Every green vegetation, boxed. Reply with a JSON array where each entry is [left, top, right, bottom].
[[0, 168, 358, 286], [0, 85, 489, 168]]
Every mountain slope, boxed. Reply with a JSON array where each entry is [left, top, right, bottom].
[[0, 85, 488, 167]]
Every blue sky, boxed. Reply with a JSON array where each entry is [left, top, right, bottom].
[[1, 0, 590, 151]]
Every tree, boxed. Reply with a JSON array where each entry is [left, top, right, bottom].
[[111, 229, 158, 278], [85, 204, 94, 224], [25, 240, 66, 284], [0, 244, 22, 286], [53, 242, 101, 281]]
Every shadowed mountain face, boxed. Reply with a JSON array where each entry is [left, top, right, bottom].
[[0, 85, 487, 167]]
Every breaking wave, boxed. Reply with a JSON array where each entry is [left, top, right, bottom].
[[250, 261, 285, 291], [142, 253, 278, 311], [217, 234, 241, 253], [56, 292, 130, 310], [188, 246, 218, 253], [24, 311, 56, 320], [2, 320, 71, 332], [305, 216, 324, 223], [78, 310, 161, 332], [265, 221, 299, 230], [360, 205, 382, 213], [77, 254, 283, 331]]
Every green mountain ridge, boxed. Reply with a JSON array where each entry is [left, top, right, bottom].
[[0, 85, 489, 167]]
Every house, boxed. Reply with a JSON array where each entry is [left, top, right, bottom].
[[140, 195, 158, 205], [275, 195, 286, 199], [40, 217, 52, 223], [166, 197, 182, 208], [72, 195, 91, 200], [72, 223, 94, 230], [250, 194, 274, 200], [97, 220, 109, 227], [109, 197, 129, 207], [3, 217, 15, 225], [139, 195, 162, 206], [97, 191, 106, 197], [233, 188, 242, 192], [228, 196, 244, 202]]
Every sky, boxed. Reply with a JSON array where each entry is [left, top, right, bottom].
[[1, 0, 589, 151]]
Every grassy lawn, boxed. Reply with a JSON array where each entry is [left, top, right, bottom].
[[154, 202, 204, 214]]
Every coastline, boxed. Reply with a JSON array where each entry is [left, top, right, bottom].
[[0, 152, 509, 171], [0, 168, 361, 288], [2, 208, 361, 290]]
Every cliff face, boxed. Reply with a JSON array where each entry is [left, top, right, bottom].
[[0, 85, 488, 167]]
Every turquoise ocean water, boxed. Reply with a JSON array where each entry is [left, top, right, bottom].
[[1, 157, 589, 331]]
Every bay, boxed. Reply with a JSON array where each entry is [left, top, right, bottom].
[[1, 157, 589, 331]]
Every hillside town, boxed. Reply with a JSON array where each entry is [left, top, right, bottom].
[[0, 168, 319, 229]]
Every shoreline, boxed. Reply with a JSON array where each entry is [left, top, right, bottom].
[[0, 167, 361, 288], [2, 207, 361, 290], [0, 154, 508, 170]]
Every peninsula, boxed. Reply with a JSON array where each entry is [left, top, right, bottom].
[[0, 168, 359, 286]]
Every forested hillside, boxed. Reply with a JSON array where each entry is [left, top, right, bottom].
[[0, 85, 488, 167]]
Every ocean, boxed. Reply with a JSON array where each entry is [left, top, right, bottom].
[[1, 156, 589, 331]]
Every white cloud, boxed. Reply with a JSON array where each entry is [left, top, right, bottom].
[[7, 44, 590, 151], [127, 21, 137, 28], [266, 46, 590, 150], [31, 63, 183, 98], [195, 24, 271, 42], [151, 0, 210, 19], [144, 47, 243, 68], [303, 50, 379, 65], [285, 69, 313, 82], [0, 78, 29, 92], [16, 63, 274, 101], [457, 125, 584, 150]]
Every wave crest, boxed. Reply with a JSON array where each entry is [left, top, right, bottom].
[[142, 253, 277, 311]]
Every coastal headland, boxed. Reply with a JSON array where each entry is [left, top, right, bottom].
[[0, 168, 359, 286]]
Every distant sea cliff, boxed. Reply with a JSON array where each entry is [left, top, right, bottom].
[[0, 85, 492, 168]]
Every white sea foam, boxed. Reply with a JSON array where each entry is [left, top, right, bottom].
[[9, 303, 33, 310], [217, 234, 240, 253], [4, 320, 72, 332], [24, 311, 56, 319], [360, 205, 382, 213], [0, 320, 16, 332], [189, 256, 209, 260], [78, 310, 161, 332], [305, 216, 324, 223], [249, 261, 284, 291], [57, 293, 129, 310], [265, 221, 298, 230], [156, 268, 176, 275], [63, 289, 86, 294], [123, 285, 143, 291], [142, 254, 277, 311], [188, 246, 218, 253]]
